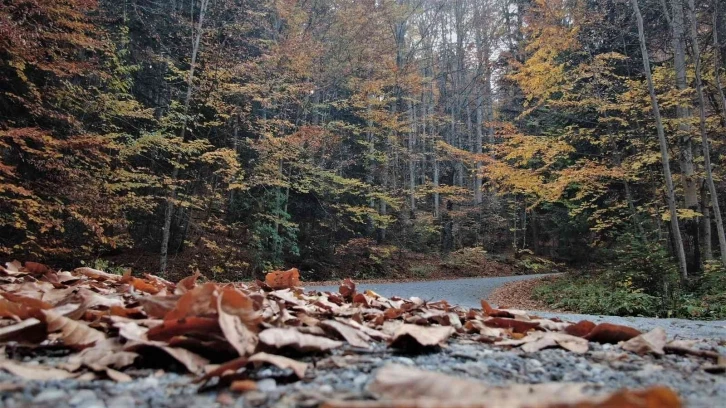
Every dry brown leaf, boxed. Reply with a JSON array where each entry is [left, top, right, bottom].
[[76, 288, 125, 309], [69, 341, 139, 369], [0, 303, 79, 342], [1, 292, 52, 310], [498, 332, 588, 354], [320, 320, 372, 348], [193, 356, 248, 384], [565, 320, 597, 337], [0, 261, 24, 276], [23, 262, 52, 275], [0, 360, 75, 380], [483, 317, 539, 334], [43, 309, 106, 349], [622, 328, 666, 356], [323, 386, 681, 408], [0, 298, 37, 320], [389, 324, 454, 349], [346, 364, 682, 408], [176, 270, 202, 295], [218, 288, 259, 357], [265, 268, 301, 289], [125, 342, 209, 374], [584, 323, 641, 344], [146, 317, 222, 342], [137, 294, 181, 319], [248, 352, 308, 379], [74, 267, 121, 281], [258, 327, 343, 352], [339, 278, 356, 300], [165, 282, 219, 320], [104, 368, 132, 382]]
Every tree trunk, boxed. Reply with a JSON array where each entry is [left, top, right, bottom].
[[702, 185, 713, 261], [160, 0, 211, 274], [631, 0, 689, 278], [688, 0, 726, 265], [669, 0, 700, 271]]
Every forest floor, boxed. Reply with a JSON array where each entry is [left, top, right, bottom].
[[1, 268, 725, 408]]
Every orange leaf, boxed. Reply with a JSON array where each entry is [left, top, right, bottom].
[[176, 270, 202, 294], [0, 298, 37, 320], [230, 380, 258, 393], [484, 317, 540, 334], [147, 317, 222, 342], [480, 300, 514, 318], [23, 261, 52, 275], [165, 282, 219, 320], [339, 278, 356, 299], [584, 323, 641, 344], [265, 268, 301, 289], [565, 320, 597, 337]]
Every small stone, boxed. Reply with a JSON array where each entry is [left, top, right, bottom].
[[395, 357, 415, 366], [105, 395, 135, 408], [353, 374, 368, 386], [33, 389, 68, 403], [318, 384, 334, 394], [244, 390, 267, 406], [256, 378, 277, 393]]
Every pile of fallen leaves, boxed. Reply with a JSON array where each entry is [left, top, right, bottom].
[[0, 261, 722, 407]]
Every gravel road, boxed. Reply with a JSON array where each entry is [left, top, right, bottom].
[[311, 275, 726, 340]]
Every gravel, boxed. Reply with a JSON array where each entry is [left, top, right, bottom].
[[1, 275, 724, 408]]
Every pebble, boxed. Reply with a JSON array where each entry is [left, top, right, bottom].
[[33, 389, 68, 403], [256, 378, 277, 393], [105, 395, 135, 408]]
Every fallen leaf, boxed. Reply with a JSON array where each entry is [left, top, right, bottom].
[[125, 342, 209, 374], [147, 317, 222, 342], [565, 320, 597, 337], [0, 360, 74, 380], [389, 324, 454, 349], [137, 294, 181, 319], [584, 323, 641, 344], [74, 267, 121, 281], [217, 288, 259, 356], [230, 379, 258, 393], [176, 270, 202, 294], [498, 331, 588, 354], [258, 327, 343, 352], [265, 268, 301, 289], [248, 352, 307, 379], [104, 368, 132, 382], [43, 309, 106, 349], [165, 282, 219, 320], [23, 262, 52, 275], [622, 327, 666, 355], [1, 292, 52, 310], [0, 298, 37, 320], [483, 317, 540, 334], [320, 320, 371, 348], [339, 278, 356, 300]]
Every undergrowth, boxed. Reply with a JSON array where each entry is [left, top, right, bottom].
[[533, 234, 726, 319]]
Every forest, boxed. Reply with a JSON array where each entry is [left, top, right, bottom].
[[1, 0, 726, 316]]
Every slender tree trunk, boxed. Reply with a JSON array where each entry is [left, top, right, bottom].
[[408, 99, 416, 212], [688, 0, 726, 265], [702, 185, 713, 261], [669, 0, 700, 271], [631, 0, 689, 278], [715, 6, 726, 122], [160, 0, 211, 274]]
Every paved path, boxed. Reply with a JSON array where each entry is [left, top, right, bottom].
[[309, 274, 726, 340]]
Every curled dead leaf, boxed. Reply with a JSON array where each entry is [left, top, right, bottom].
[[389, 324, 454, 349], [258, 327, 342, 352], [584, 323, 641, 344]]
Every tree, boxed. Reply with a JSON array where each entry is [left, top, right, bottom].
[[630, 0, 688, 278]]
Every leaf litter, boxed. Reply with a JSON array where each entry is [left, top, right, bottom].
[[0, 260, 721, 407]]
